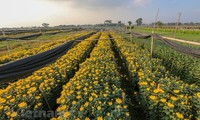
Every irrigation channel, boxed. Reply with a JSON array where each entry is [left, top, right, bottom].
[[109, 35, 147, 120]]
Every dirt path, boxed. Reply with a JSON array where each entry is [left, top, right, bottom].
[[161, 36, 200, 46], [109, 34, 147, 120]]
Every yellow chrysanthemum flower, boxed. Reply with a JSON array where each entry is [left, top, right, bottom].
[[63, 111, 70, 118], [108, 102, 112, 106], [173, 90, 180, 93], [176, 112, 184, 119], [84, 102, 89, 107], [160, 98, 166, 103], [35, 96, 40, 100], [171, 96, 178, 101], [61, 105, 67, 110], [116, 98, 122, 104], [72, 101, 76, 105], [126, 112, 130, 117], [153, 89, 159, 94], [197, 92, 200, 98], [10, 112, 17, 118], [167, 102, 174, 108], [89, 97, 93, 101], [18, 102, 27, 108], [123, 105, 128, 109], [80, 106, 84, 111], [97, 106, 101, 110], [85, 117, 90, 120], [10, 98, 15, 103], [97, 116, 103, 120], [6, 111, 11, 116], [149, 95, 157, 100]]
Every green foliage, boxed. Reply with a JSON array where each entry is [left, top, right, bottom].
[[156, 21, 164, 27], [132, 38, 200, 86], [128, 21, 132, 26], [127, 26, 134, 29], [112, 33, 200, 119], [136, 18, 143, 26]]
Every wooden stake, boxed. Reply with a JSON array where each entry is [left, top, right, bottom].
[[151, 8, 160, 58], [129, 25, 132, 41], [174, 12, 181, 38], [5, 41, 10, 54], [156, 83, 160, 89], [39, 87, 52, 111], [122, 92, 126, 105]]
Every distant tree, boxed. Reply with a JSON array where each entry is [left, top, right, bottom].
[[136, 18, 143, 26], [118, 21, 122, 24], [128, 21, 132, 26], [42, 23, 49, 27], [104, 20, 112, 24], [190, 22, 194, 25], [184, 23, 190, 25], [156, 21, 164, 27]]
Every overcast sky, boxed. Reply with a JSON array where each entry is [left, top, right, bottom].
[[0, 0, 200, 27]]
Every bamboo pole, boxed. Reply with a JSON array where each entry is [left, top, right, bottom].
[[129, 24, 132, 41], [174, 12, 181, 38], [151, 8, 159, 58], [39, 87, 52, 111]]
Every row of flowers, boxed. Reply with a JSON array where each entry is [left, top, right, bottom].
[[53, 32, 130, 120], [0, 31, 90, 65], [0, 32, 100, 120], [132, 35, 200, 86], [110, 33, 200, 120]]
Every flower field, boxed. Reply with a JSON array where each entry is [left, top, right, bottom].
[[111, 32, 200, 120], [131, 36, 200, 86], [0, 31, 199, 120], [0, 32, 100, 119], [54, 32, 130, 120], [0, 31, 91, 65]]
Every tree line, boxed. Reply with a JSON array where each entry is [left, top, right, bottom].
[[104, 18, 200, 27]]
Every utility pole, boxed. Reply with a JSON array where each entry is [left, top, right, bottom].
[[151, 8, 159, 58], [174, 12, 181, 38]]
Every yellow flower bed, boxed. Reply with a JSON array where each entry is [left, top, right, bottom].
[[0, 33, 100, 119], [54, 32, 130, 120], [0, 31, 90, 65], [111, 32, 200, 120]]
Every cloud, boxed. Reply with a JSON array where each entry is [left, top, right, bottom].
[[67, 0, 131, 9], [43, 0, 152, 24], [45, 0, 151, 10], [133, 0, 151, 6], [49, 0, 151, 8]]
